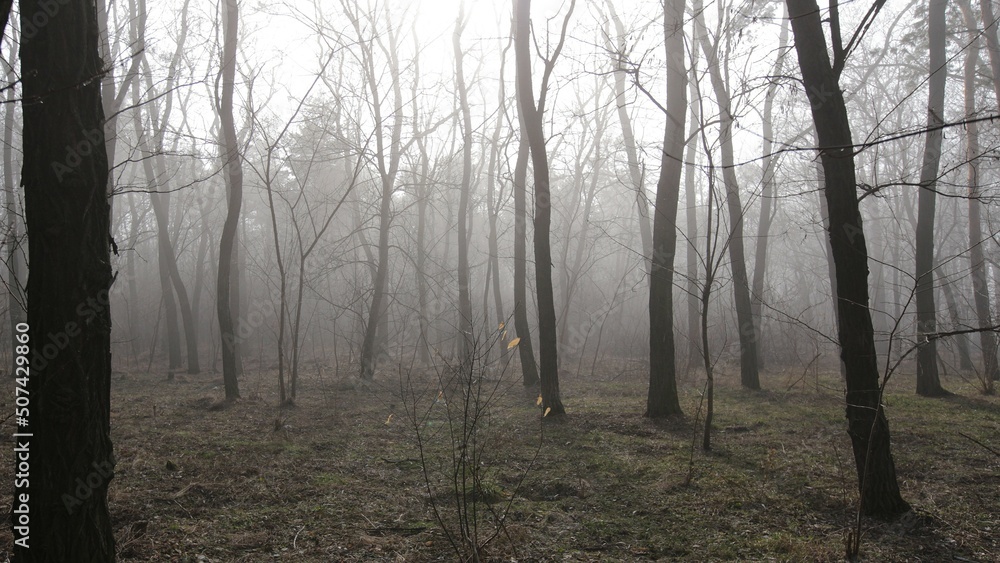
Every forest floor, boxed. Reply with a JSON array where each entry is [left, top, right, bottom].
[[1, 357, 998, 562]]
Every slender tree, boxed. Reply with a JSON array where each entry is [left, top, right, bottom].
[[454, 2, 475, 364], [750, 8, 789, 370], [914, 0, 948, 397], [785, 0, 910, 517], [15, 0, 116, 558], [514, 0, 572, 414], [646, 0, 686, 417], [693, 0, 760, 389], [217, 0, 242, 399], [960, 0, 999, 387]]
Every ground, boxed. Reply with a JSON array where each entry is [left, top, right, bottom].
[[1, 358, 998, 561]]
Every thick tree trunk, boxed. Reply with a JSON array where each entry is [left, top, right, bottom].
[[15, 0, 116, 558], [961, 0, 1000, 383], [515, 0, 566, 414], [646, 0, 686, 417], [915, 0, 948, 397], [785, 0, 910, 517], [217, 0, 242, 399]]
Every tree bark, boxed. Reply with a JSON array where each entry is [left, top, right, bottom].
[[512, 122, 540, 387], [785, 0, 910, 517], [514, 0, 568, 414], [646, 0, 686, 417], [914, 0, 948, 397], [16, 0, 116, 558], [217, 0, 242, 399]]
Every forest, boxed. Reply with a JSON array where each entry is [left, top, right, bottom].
[[0, 0, 998, 560]]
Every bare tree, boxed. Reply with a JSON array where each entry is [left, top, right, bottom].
[[960, 0, 999, 388], [646, 0, 687, 417], [693, 0, 759, 390], [784, 0, 910, 518], [454, 2, 475, 364], [217, 0, 243, 400], [514, 0, 574, 415], [604, 0, 652, 271], [750, 7, 790, 370], [914, 0, 948, 397]]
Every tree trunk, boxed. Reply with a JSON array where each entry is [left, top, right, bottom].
[[980, 0, 1000, 108], [646, 0, 686, 417], [454, 6, 474, 364], [961, 0, 1000, 383], [512, 126, 540, 387], [605, 0, 652, 272], [685, 52, 701, 372], [915, 0, 948, 397], [750, 9, 789, 371], [514, 0, 567, 414], [354, 3, 403, 380], [15, 0, 116, 558], [785, 0, 910, 517], [695, 3, 760, 390], [217, 0, 242, 400]]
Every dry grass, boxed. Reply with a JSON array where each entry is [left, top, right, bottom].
[[1, 359, 997, 561]]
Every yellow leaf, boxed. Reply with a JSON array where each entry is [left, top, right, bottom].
[[536, 395, 543, 406], [385, 414, 393, 425], [498, 322, 505, 331], [543, 407, 552, 417], [507, 337, 521, 350]]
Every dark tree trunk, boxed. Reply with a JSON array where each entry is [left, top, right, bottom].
[[646, 0, 686, 417], [514, 0, 567, 414], [512, 128, 539, 387], [15, 0, 116, 558], [785, 0, 910, 517], [217, 0, 242, 400], [914, 0, 948, 397]]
